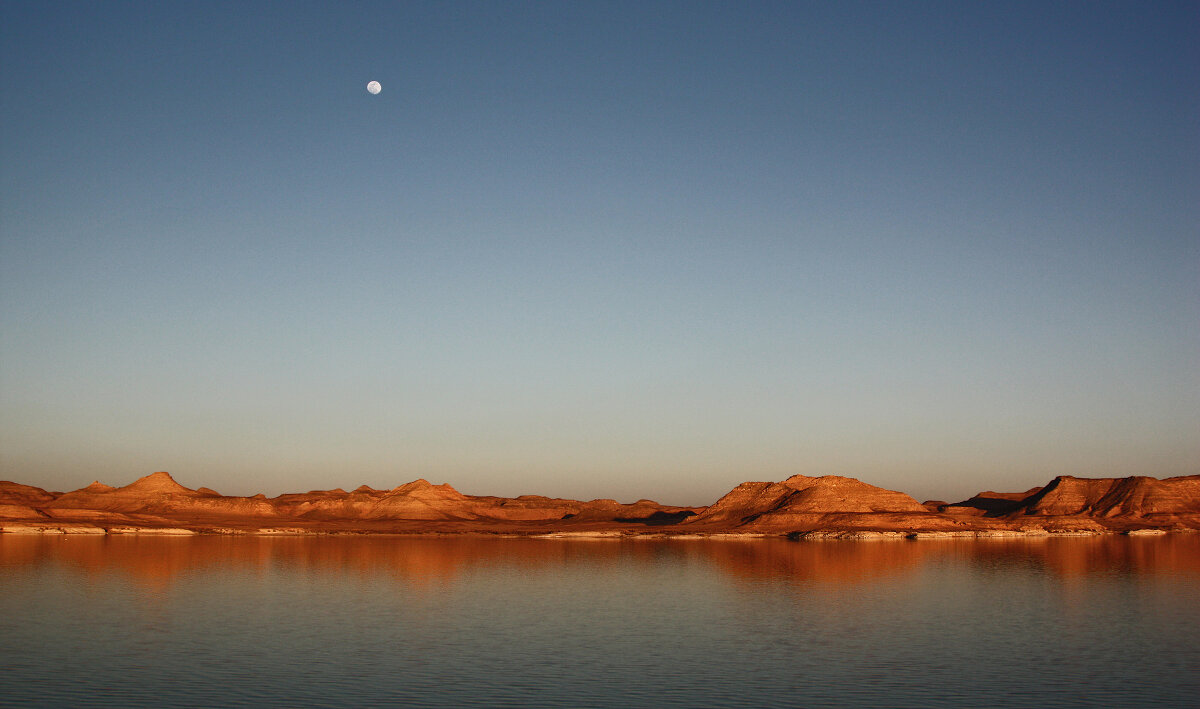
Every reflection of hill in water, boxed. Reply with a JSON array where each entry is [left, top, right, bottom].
[[956, 534, 1200, 579], [700, 539, 930, 585], [649, 536, 1200, 588], [0, 536, 498, 593], [2, 535, 1197, 593]]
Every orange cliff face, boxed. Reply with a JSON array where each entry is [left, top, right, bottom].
[[1, 471, 1197, 536], [1020, 475, 1200, 519], [933, 475, 1200, 530], [683, 474, 963, 534], [270, 478, 700, 525], [42, 471, 278, 522], [272, 480, 474, 522], [0, 481, 60, 519], [0, 472, 702, 533]]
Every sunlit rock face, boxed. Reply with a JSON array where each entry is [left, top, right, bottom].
[[0, 481, 61, 506], [43, 472, 278, 519], [682, 481, 798, 526], [273, 480, 472, 521], [685, 474, 941, 533], [934, 475, 1200, 524], [1, 472, 1197, 535], [0, 482, 60, 519], [1019, 475, 1200, 517], [2, 471, 699, 532], [269, 479, 697, 523]]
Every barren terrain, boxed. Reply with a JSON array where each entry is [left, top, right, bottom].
[[2, 472, 1197, 538]]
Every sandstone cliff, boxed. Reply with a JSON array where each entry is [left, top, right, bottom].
[[2, 472, 698, 532], [941, 475, 1200, 525], [0, 481, 59, 519], [44, 472, 278, 520], [685, 474, 961, 533], [2, 471, 1197, 536]]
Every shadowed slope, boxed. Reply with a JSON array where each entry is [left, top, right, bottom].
[[937, 487, 1044, 517]]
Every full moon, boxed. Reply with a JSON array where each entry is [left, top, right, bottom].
[[367, 81, 381, 95]]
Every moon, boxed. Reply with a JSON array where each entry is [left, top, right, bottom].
[[367, 81, 381, 95]]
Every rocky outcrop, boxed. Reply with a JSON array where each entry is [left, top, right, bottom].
[[0, 504, 48, 519], [683, 480, 797, 526], [0, 481, 61, 519], [1021, 475, 1200, 517], [44, 472, 277, 519], [687, 473, 1200, 535], [685, 474, 953, 533], [936, 487, 1044, 516], [273, 480, 473, 521], [0, 481, 61, 506], [2, 471, 1197, 535], [939, 475, 1200, 526], [268, 479, 697, 523], [4, 472, 699, 531]]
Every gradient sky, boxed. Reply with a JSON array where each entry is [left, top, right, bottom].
[[2, 1, 1197, 506]]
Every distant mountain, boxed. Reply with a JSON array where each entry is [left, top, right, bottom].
[[0, 472, 699, 532], [1, 471, 1196, 536], [43, 471, 278, 520]]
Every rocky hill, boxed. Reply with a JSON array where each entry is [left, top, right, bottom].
[[0, 472, 699, 533], [1, 471, 1196, 536], [683, 474, 954, 533], [937, 475, 1200, 526]]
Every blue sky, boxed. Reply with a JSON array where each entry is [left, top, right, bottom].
[[2, 1, 1197, 505]]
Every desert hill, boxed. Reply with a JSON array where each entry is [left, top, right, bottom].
[[683, 474, 950, 533], [0, 481, 60, 520], [687, 474, 973, 535], [1, 471, 1197, 536], [44, 471, 278, 520], [938, 475, 1200, 524], [1, 472, 699, 533]]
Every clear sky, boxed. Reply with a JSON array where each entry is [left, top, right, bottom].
[[2, 1, 1197, 506]]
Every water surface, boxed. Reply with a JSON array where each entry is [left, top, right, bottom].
[[2, 534, 1198, 707]]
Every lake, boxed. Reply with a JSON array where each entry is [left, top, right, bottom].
[[2, 534, 1198, 708]]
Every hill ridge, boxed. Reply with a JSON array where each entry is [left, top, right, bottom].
[[2, 472, 1196, 535]]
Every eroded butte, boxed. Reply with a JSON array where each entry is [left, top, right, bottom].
[[2, 471, 1197, 538]]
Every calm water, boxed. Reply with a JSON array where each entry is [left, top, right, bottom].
[[1, 534, 1198, 708]]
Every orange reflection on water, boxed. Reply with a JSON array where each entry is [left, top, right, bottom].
[[2, 533, 1197, 594], [926, 534, 1200, 579], [698, 537, 933, 586], [0, 535, 504, 593]]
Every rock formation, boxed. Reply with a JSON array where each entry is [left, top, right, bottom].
[[938, 475, 1200, 527], [0, 481, 58, 519], [1, 472, 699, 533], [1, 471, 1197, 536], [685, 474, 960, 534], [935, 487, 1044, 516], [44, 471, 278, 521]]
